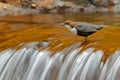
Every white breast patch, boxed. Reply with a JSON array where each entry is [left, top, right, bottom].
[[65, 25, 77, 35]]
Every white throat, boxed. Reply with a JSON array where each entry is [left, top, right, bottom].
[[65, 25, 77, 35]]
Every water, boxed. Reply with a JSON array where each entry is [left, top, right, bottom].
[[0, 13, 120, 26], [0, 13, 120, 52], [0, 13, 120, 80], [0, 42, 120, 80]]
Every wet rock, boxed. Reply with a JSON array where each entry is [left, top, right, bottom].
[[83, 4, 96, 13], [32, 0, 56, 10], [0, 0, 7, 3], [0, 0, 120, 15], [113, 4, 120, 13], [112, 0, 120, 4], [112, 0, 120, 13], [0, 2, 22, 15], [55, 0, 64, 7], [85, 0, 115, 7], [97, 8, 108, 13], [63, 1, 75, 8], [56, 1, 85, 13], [30, 3, 38, 9], [0, 2, 42, 16], [2, 0, 20, 4], [49, 9, 58, 13], [68, 5, 83, 13]]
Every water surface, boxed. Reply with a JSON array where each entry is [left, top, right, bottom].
[[0, 13, 120, 60]]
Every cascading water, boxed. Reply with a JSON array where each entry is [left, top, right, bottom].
[[0, 42, 120, 80]]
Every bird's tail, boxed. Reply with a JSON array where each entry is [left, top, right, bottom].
[[97, 25, 107, 30], [101, 25, 108, 28]]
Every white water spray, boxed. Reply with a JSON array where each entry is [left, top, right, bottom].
[[0, 42, 120, 80]]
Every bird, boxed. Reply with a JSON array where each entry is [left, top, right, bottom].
[[60, 20, 106, 41]]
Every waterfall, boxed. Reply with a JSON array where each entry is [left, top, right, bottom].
[[0, 42, 120, 80]]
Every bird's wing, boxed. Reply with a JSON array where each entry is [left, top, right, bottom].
[[92, 24, 106, 30], [74, 22, 98, 32], [81, 22, 107, 30]]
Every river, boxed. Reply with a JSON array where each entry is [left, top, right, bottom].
[[0, 13, 120, 80], [0, 13, 120, 58]]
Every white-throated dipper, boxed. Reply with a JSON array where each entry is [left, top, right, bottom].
[[60, 21, 106, 41]]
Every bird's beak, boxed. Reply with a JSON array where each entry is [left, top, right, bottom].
[[60, 23, 65, 26]]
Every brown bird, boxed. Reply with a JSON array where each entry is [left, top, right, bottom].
[[60, 21, 106, 41]]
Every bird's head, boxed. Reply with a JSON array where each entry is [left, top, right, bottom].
[[60, 20, 76, 28], [60, 20, 78, 34]]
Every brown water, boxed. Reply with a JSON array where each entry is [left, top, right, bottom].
[[1, 13, 120, 25], [0, 13, 120, 60]]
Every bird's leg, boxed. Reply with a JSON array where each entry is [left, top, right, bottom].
[[81, 37, 87, 44], [84, 37, 87, 42], [80, 37, 87, 45]]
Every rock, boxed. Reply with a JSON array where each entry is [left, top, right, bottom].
[[30, 3, 38, 9], [49, 9, 58, 13], [111, 0, 120, 13], [0, 0, 7, 3], [83, 4, 96, 13], [55, 0, 64, 7], [112, 0, 120, 4], [96, 7, 108, 13], [0, 0, 120, 15], [0, 2, 20, 12], [0, 2, 40, 16], [63, 1, 75, 8], [3, 0, 21, 7], [113, 4, 120, 13]]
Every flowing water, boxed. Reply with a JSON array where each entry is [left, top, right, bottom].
[[0, 42, 120, 80], [0, 13, 120, 80]]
